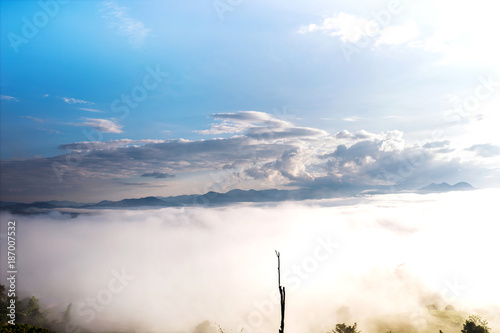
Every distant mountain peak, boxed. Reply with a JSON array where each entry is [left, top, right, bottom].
[[419, 182, 474, 193]]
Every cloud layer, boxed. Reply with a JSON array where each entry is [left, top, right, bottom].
[[1, 189, 500, 333], [0, 111, 495, 202]]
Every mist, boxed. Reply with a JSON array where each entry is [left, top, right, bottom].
[[1, 189, 500, 333]]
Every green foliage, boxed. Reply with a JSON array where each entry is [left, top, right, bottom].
[[17, 296, 50, 328], [461, 315, 490, 333], [1, 285, 9, 325], [0, 323, 56, 333], [1, 285, 81, 333], [331, 322, 360, 333]]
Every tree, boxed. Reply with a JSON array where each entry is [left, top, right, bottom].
[[1, 284, 9, 324], [461, 315, 490, 333], [332, 323, 360, 333], [17, 296, 50, 328]]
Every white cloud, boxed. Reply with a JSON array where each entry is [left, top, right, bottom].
[[299, 12, 420, 48], [2, 189, 500, 332], [1, 95, 19, 102], [100, 0, 151, 48], [22, 116, 44, 123], [376, 21, 419, 46], [60, 96, 94, 105], [197, 111, 327, 140], [73, 118, 123, 133], [299, 2, 500, 68], [299, 12, 373, 43], [79, 107, 104, 113], [58, 139, 163, 151]]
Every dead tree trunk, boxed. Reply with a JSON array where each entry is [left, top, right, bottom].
[[275, 250, 285, 333]]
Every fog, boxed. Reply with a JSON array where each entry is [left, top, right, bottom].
[[2, 189, 500, 333]]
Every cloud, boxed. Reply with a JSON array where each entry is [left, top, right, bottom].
[[72, 118, 123, 133], [22, 116, 44, 123], [376, 21, 420, 46], [141, 172, 175, 179], [1, 95, 19, 102], [298, 12, 373, 43], [60, 97, 94, 105], [0, 112, 496, 202], [38, 128, 62, 135], [423, 140, 450, 149], [2, 189, 500, 332], [79, 107, 104, 113], [299, 2, 500, 66], [197, 111, 327, 140], [100, 0, 151, 48], [58, 139, 164, 151], [466, 143, 500, 157], [298, 12, 420, 47]]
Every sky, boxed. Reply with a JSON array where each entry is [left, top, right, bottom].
[[1, 0, 500, 202]]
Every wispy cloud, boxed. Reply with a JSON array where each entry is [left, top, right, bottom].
[[72, 117, 123, 133], [100, 0, 151, 48], [79, 107, 104, 113], [1, 95, 19, 102], [466, 143, 500, 157], [60, 96, 94, 105], [22, 116, 44, 123], [196, 111, 327, 139], [38, 128, 62, 135]]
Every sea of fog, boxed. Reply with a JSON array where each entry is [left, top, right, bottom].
[[1, 189, 500, 333]]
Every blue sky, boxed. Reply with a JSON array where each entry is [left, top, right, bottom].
[[1, 0, 500, 202]]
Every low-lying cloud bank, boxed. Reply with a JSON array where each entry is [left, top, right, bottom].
[[1, 189, 500, 333]]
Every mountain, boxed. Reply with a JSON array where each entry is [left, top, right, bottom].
[[1, 182, 477, 214], [45, 200, 87, 207], [83, 196, 177, 208], [419, 182, 474, 193]]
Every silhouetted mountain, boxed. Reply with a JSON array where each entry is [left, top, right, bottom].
[[1, 182, 477, 215], [83, 196, 176, 208], [419, 182, 474, 192], [45, 200, 87, 207]]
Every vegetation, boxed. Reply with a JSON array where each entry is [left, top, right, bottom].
[[1, 285, 79, 333], [0, 323, 56, 333], [331, 323, 360, 333], [1, 284, 495, 333], [461, 315, 490, 333]]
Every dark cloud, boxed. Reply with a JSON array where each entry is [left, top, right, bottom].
[[141, 172, 175, 179]]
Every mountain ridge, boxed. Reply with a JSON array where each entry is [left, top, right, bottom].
[[1, 182, 476, 213]]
